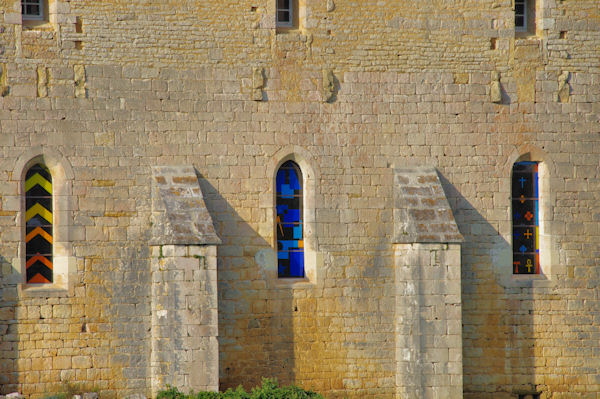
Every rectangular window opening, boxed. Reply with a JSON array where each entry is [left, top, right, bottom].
[[75, 17, 83, 33], [22, 0, 44, 21], [276, 0, 294, 28], [490, 38, 498, 50], [515, 0, 527, 32]]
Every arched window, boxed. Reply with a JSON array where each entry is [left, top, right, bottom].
[[512, 161, 539, 274], [25, 163, 53, 283], [276, 160, 304, 278]]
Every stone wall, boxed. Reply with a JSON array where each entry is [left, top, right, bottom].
[[394, 243, 463, 399], [0, 0, 598, 398]]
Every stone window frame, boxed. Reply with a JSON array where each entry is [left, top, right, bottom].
[[264, 146, 321, 287], [497, 146, 561, 288], [14, 147, 76, 297], [2, 0, 62, 30]]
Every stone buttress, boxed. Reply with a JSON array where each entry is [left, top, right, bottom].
[[393, 167, 464, 399], [149, 166, 221, 395]]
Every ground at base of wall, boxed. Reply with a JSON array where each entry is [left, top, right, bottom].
[[0, 393, 143, 399]]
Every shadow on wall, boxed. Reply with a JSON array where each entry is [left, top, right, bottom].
[[438, 173, 536, 399], [198, 177, 296, 391], [0, 255, 19, 394]]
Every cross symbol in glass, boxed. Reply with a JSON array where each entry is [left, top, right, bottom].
[[519, 245, 527, 254], [519, 176, 527, 188], [524, 229, 532, 239]]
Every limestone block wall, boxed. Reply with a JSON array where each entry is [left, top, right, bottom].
[[394, 243, 463, 399], [150, 244, 219, 396], [0, 1, 597, 399]]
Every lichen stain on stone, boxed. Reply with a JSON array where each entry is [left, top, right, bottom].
[[514, 67, 536, 103], [93, 179, 116, 187]]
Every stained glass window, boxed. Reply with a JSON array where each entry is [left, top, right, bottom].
[[25, 163, 53, 283], [276, 161, 304, 278], [512, 161, 539, 274]]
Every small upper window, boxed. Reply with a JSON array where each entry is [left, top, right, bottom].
[[276, 0, 294, 28], [515, 0, 527, 32], [515, 0, 536, 35], [22, 0, 44, 20]]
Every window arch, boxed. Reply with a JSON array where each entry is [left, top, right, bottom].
[[25, 163, 54, 283], [276, 160, 304, 278], [512, 161, 539, 274]]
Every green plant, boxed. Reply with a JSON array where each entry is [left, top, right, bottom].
[[40, 382, 98, 399], [157, 379, 325, 399]]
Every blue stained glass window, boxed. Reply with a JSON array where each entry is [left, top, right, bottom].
[[512, 161, 539, 274], [276, 161, 304, 278]]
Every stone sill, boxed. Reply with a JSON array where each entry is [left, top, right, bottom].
[[22, 20, 55, 31], [514, 36, 540, 45], [273, 277, 314, 289], [505, 274, 556, 289], [19, 284, 70, 298], [275, 29, 308, 40]]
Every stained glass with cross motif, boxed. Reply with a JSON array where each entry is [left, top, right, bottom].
[[512, 162, 539, 274]]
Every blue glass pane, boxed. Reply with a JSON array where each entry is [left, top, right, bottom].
[[289, 250, 305, 277], [293, 224, 302, 239], [288, 168, 301, 190], [276, 204, 288, 214], [280, 183, 294, 198], [283, 208, 300, 223], [278, 240, 297, 251], [276, 169, 286, 192]]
